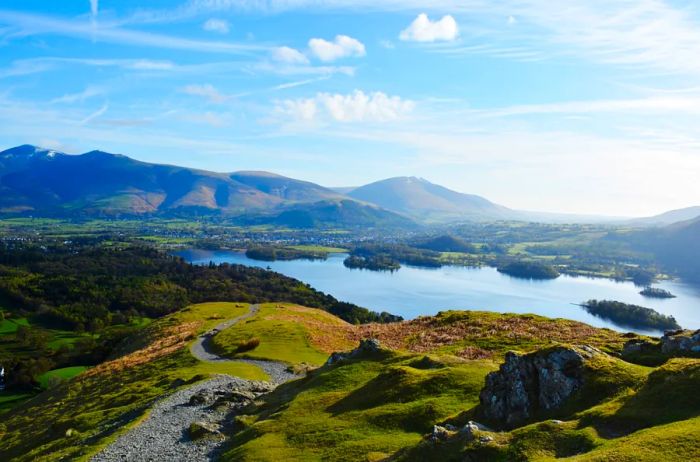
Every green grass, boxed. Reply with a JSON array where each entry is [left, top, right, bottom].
[[37, 366, 89, 389], [222, 351, 498, 461], [0, 391, 35, 415], [0, 317, 30, 335], [288, 245, 348, 253], [0, 302, 267, 461], [394, 356, 700, 462], [211, 303, 354, 366]]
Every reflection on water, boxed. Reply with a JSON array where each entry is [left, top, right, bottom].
[[176, 249, 700, 335]]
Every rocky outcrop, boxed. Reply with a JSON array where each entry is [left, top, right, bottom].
[[660, 329, 700, 354], [188, 421, 222, 441], [479, 346, 599, 428], [622, 338, 656, 356], [326, 338, 382, 365]]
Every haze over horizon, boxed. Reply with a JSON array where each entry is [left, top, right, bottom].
[[2, 1, 700, 216]]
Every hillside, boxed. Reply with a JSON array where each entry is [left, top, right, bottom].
[[631, 206, 700, 226], [3, 302, 698, 461], [0, 145, 410, 228], [637, 216, 700, 281], [347, 176, 515, 222]]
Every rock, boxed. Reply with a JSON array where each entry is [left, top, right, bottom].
[[479, 346, 592, 429], [661, 329, 700, 354], [444, 423, 458, 431], [187, 421, 222, 441], [479, 435, 494, 443], [249, 381, 275, 393], [430, 425, 450, 442], [550, 419, 564, 425], [460, 422, 480, 441], [326, 338, 382, 365], [188, 390, 212, 406]]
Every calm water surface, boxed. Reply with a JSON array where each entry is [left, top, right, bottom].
[[176, 250, 700, 334]]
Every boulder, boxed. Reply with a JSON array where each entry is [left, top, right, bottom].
[[622, 339, 655, 355], [479, 346, 594, 429], [660, 329, 700, 354], [326, 338, 382, 365], [188, 390, 213, 406], [430, 425, 450, 442], [460, 422, 479, 441], [187, 421, 222, 441]]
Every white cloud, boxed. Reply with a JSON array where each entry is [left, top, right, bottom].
[[0, 10, 264, 55], [275, 90, 414, 123], [272, 46, 309, 64], [308, 35, 365, 62], [182, 84, 230, 103], [89, 0, 99, 17], [399, 13, 459, 42], [50, 86, 103, 104], [203, 18, 229, 34], [80, 103, 108, 125]]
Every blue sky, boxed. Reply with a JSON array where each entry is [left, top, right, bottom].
[[2, 1, 700, 216]]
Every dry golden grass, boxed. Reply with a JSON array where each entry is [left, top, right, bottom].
[[356, 311, 626, 356], [83, 321, 200, 378], [263, 304, 357, 354]]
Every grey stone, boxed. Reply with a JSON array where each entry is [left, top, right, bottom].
[[479, 346, 592, 429]]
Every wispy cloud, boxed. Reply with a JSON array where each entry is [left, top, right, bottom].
[[80, 103, 109, 125], [181, 83, 236, 103], [50, 86, 103, 104], [0, 57, 176, 79], [0, 10, 265, 54], [203, 18, 229, 34], [142, 0, 700, 76]]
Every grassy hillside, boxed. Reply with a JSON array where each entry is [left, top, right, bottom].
[[211, 303, 357, 366], [0, 302, 266, 461], [2, 302, 698, 461]]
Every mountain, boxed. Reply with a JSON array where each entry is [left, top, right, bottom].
[[0, 145, 411, 228], [651, 217, 700, 281], [230, 171, 342, 202], [624, 216, 700, 281], [346, 176, 515, 222], [242, 198, 416, 229], [630, 206, 700, 226]]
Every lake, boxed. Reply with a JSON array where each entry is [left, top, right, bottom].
[[176, 250, 700, 334]]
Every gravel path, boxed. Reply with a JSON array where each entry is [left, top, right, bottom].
[[90, 376, 254, 462], [91, 304, 300, 461], [190, 304, 298, 384]]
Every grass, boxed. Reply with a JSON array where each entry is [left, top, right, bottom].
[[1, 302, 697, 461], [0, 316, 30, 335], [0, 302, 267, 461], [359, 310, 630, 359], [37, 366, 89, 389], [222, 351, 498, 461], [0, 391, 35, 415], [288, 245, 348, 253], [211, 303, 356, 366], [393, 356, 700, 462]]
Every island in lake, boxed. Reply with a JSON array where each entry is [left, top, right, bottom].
[[497, 261, 560, 280], [639, 287, 676, 299], [581, 299, 680, 331]]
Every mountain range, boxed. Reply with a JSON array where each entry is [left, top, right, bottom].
[[1, 145, 698, 228]]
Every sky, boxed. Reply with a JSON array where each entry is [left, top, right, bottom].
[[1, 1, 700, 216]]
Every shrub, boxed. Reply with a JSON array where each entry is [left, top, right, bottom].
[[236, 337, 261, 353]]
